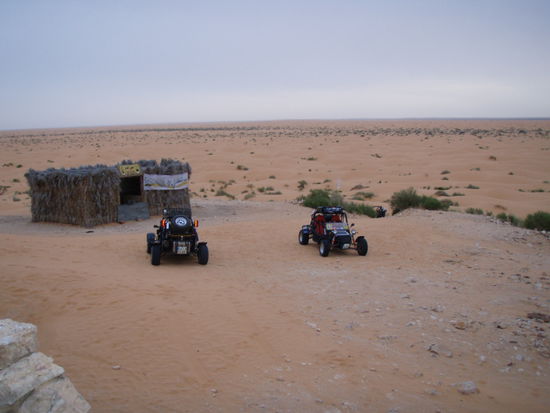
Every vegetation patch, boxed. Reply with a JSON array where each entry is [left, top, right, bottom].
[[351, 191, 375, 200], [524, 211, 550, 231], [390, 187, 452, 214], [298, 189, 375, 217], [215, 189, 235, 199]]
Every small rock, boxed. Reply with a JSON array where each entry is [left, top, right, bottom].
[[111, 365, 121, 370], [427, 343, 453, 358], [431, 304, 444, 313], [453, 321, 467, 330], [494, 320, 509, 329], [456, 381, 479, 395]]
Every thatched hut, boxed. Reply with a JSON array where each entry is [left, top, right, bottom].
[[25, 159, 191, 227]]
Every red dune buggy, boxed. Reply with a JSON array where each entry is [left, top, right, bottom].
[[298, 206, 368, 257]]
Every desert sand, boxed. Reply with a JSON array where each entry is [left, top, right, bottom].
[[0, 119, 549, 412]]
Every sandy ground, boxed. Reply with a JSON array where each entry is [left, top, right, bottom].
[[0, 120, 549, 412]]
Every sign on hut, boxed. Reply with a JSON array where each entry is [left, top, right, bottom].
[[25, 159, 191, 227]]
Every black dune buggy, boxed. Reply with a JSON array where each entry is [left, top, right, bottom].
[[298, 206, 368, 257], [146, 208, 208, 266]]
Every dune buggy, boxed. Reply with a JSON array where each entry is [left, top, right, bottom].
[[298, 206, 368, 257], [146, 208, 208, 266]]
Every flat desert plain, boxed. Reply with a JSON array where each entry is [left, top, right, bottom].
[[1, 119, 549, 412]]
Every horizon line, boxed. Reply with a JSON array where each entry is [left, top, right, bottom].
[[2, 116, 550, 133]]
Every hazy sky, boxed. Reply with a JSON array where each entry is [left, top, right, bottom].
[[1, 0, 549, 129]]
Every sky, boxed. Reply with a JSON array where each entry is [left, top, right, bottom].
[[1, 0, 549, 130]]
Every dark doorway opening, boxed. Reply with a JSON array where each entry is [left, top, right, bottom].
[[120, 176, 143, 205]]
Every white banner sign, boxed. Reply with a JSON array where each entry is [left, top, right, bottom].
[[143, 173, 189, 191]]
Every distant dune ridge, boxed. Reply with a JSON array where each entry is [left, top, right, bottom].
[[0, 119, 549, 412]]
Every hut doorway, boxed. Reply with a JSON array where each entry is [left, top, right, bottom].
[[117, 164, 149, 222], [119, 175, 143, 205]]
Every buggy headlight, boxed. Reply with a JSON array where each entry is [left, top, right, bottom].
[[352, 230, 357, 235]]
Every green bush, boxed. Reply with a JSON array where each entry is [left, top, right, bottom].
[[524, 211, 550, 231], [301, 189, 343, 208], [300, 189, 375, 216], [390, 188, 452, 213], [420, 196, 443, 210], [297, 180, 308, 190], [465, 207, 484, 215], [390, 187, 421, 214], [342, 202, 376, 217], [215, 189, 235, 199], [351, 191, 375, 200], [496, 212, 523, 227]]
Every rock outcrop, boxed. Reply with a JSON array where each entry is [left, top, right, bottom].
[[0, 319, 90, 413]]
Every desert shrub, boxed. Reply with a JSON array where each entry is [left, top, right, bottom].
[[297, 180, 308, 190], [236, 165, 249, 171], [440, 199, 455, 209], [434, 190, 450, 197], [258, 186, 274, 193], [244, 192, 256, 200], [215, 189, 235, 199], [390, 187, 421, 214], [496, 212, 523, 227], [441, 170, 451, 175], [342, 202, 376, 217], [466, 184, 480, 189], [466, 208, 484, 215], [434, 186, 451, 191], [352, 191, 375, 200], [421, 196, 452, 211], [524, 211, 550, 231], [390, 188, 452, 213], [452, 192, 465, 196], [508, 214, 522, 226], [269, 175, 276, 179], [301, 189, 343, 208], [420, 196, 443, 210], [496, 212, 508, 221]]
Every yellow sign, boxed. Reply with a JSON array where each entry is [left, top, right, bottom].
[[118, 164, 142, 177]]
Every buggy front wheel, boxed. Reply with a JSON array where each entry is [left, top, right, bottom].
[[146, 233, 155, 253], [356, 236, 368, 256], [197, 243, 209, 265], [319, 239, 331, 257], [151, 244, 161, 265], [298, 230, 309, 245]]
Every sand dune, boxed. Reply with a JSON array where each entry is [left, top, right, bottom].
[[1, 120, 549, 412]]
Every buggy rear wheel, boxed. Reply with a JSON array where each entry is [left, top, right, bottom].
[[197, 243, 209, 265], [151, 244, 161, 265], [319, 239, 330, 257], [146, 233, 155, 254], [357, 236, 368, 256], [298, 230, 309, 245]]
